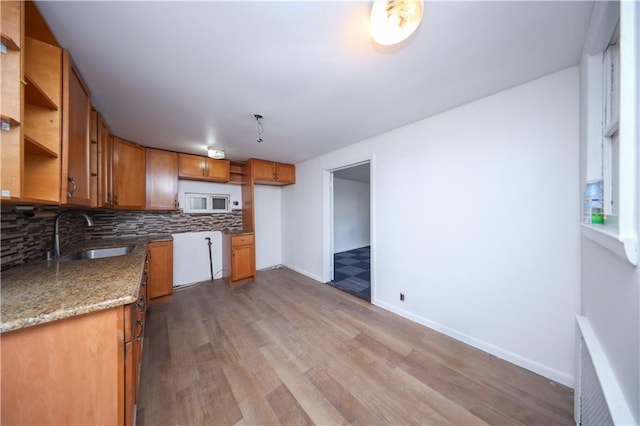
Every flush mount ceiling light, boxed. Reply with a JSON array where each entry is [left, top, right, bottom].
[[207, 146, 225, 159], [370, 0, 423, 46]]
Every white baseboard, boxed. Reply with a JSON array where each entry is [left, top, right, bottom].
[[373, 299, 575, 388], [293, 267, 324, 283]]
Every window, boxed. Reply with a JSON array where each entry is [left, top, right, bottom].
[[581, 1, 638, 266], [602, 29, 620, 223], [184, 193, 230, 213]]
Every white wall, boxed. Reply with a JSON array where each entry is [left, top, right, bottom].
[[282, 67, 581, 386], [333, 177, 370, 253], [254, 185, 282, 270], [577, 2, 640, 420]]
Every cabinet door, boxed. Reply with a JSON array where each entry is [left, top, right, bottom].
[[97, 116, 112, 208], [231, 244, 255, 281], [276, 163, 296, 184], [148, 241, 174, 301], [251, 159, 276, 182], [112, 137, 145, 209], [89, 111, 98, 207], [124, 340, 134, 426], [146, 149, 178, 210], [205, 158, 230, 182], [61, 50, 92, 207], [0, 308, 122, 425], [178, 153, 206, 180]]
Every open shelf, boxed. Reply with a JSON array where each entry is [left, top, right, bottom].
[[24, 74, 58, 110], [229, 161, 246, 184], [24, 134, 59, 158], [1, 114, 20, 129], [1, 33, 20, 52]]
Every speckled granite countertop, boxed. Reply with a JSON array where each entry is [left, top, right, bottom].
[[0, 235, 172, 334]]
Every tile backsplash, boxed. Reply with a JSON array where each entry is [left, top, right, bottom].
[[1, 209, 242, 270]]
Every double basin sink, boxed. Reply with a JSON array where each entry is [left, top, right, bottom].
[[59, 245, 135, 261]]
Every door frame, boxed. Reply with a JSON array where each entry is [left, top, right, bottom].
[[322, 157, 375, 302]]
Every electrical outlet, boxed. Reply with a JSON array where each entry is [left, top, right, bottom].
[[400, 293, 405, 302]]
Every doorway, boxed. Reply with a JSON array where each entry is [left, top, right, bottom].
[[327, 162, 371, 302]]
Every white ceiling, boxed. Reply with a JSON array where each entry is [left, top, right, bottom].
[[36, 1, 594, 164]]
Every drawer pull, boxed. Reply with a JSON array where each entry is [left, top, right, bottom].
[[67, 176, 77, 198], [135, 319, 144, 339]]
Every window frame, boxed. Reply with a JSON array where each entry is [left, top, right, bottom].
[[580, 1, 638, 266]]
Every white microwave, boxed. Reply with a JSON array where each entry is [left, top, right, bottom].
[[184, 193, 230, 213]]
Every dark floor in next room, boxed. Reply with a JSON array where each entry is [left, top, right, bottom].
[[328, 246, 370, 302]]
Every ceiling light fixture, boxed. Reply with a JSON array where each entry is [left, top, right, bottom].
[[207, 146, 225, 159], [253, 113, 264, 143], [370, 0, 423, 46]]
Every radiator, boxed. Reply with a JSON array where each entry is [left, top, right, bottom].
[[576, 316, 635, 425]]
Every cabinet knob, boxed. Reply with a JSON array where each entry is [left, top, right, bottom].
[[137, 295, 146, 312]]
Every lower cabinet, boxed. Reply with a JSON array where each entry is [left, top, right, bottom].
[[223, 232, 256, 286], [148, 240, 174, 304], [0, 273, 148, 425]]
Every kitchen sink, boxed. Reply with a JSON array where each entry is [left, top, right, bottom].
[[61, 245, 135, 261]]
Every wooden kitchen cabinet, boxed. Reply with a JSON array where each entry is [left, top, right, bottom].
[[178, 153, 230, 182], [249, 158, 295, 185], [229, 161, 246, 184], [147, 240, 174, 304], [223, 233, 255, 286], [112, 137, 146, 209], [0, 0, 23, 201], [60, 50, 92, 207], [0, 262, 148, 426], [146, 148, 178, 210], [0, 282, 147, 426], [96, 111, 112, 208], [89, 110, 99, 207], [21, 36, 62, 203]]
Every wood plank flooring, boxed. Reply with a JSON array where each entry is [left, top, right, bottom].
[[137, 268, 574, 425]]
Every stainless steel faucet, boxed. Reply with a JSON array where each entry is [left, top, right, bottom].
[[52, 211, 94, 257]]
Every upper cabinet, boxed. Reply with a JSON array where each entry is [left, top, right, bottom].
[[0, 1, 23, 200], [249, 159, 295, 185], [21, 36, 61, 203], [95, 112, 112, 208], [112, 137, 145, 209], [178, 153, 229, 183], [18, 6, 63, 204], [146, 148, 178, 210], [60, 50, 91, 207]]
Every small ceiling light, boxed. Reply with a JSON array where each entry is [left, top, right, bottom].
[[207, 146, 225, 159], [253, 113, 264, 143], [371, 0, 423, 46]]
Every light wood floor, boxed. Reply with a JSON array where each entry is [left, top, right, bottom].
[[137, 268, 574, 425]]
